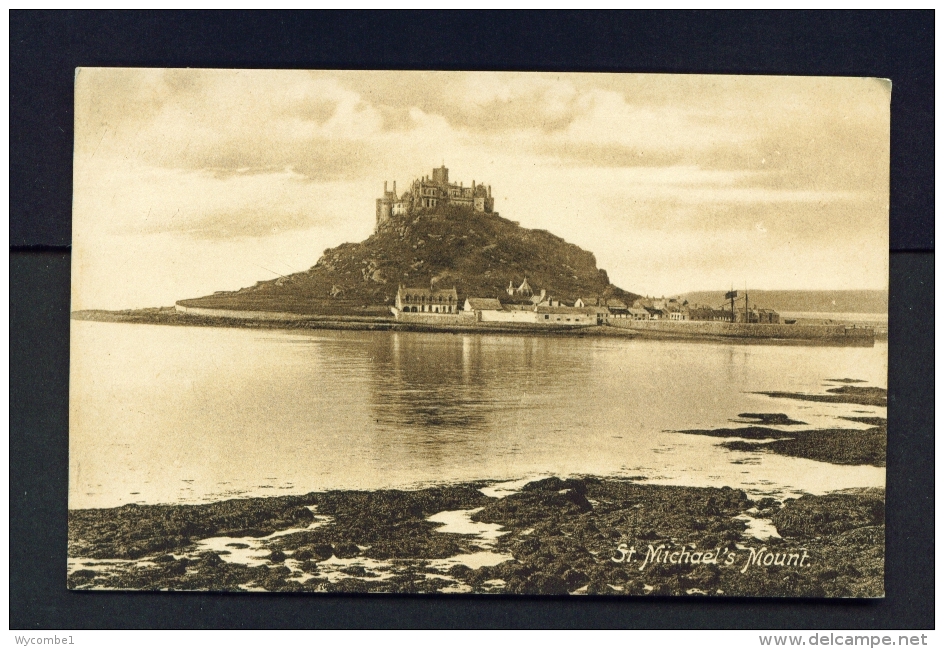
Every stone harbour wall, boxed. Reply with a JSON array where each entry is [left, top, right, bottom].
[[393, 311, 474, 326], [174, 304, 314, 321], [609, 319, 875, 341]]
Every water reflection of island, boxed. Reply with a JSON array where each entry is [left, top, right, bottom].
[[362, 332, 595, 464]]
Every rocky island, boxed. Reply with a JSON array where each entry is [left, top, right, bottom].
[[74, 166, 875, 345]]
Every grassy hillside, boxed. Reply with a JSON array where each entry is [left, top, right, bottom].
[[180, 206, 639, 314]]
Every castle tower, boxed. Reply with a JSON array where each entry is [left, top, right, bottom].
[[432, 165, 449, 185]]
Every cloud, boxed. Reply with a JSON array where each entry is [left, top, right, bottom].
[[72, 69, 890, 308], [75, 69, 888, 197], [73, 156, 368, 241], [76, 69, 389, 178], [140, 206, 325, 241]]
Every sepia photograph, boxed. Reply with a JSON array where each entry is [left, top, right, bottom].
[[68, 69, 889, 597]]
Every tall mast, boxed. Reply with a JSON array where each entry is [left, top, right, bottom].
[[744, 283, 748, 324]]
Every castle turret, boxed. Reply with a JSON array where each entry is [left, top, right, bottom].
[[376, 180, 395, 228]]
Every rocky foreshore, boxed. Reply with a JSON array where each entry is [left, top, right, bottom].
[[754, 386, 887, 408], [673, 386, 888, 467], [674, 415, 886, 467], [68, 477, 884, 597]]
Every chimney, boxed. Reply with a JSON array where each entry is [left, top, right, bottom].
[[488, 185, 492, 198], [393, 180, 396, 195], [384, 181, 388, 193]]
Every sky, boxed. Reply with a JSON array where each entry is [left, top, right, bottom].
[[72, 69, 890, 310]]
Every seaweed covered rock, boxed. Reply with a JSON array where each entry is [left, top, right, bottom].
[[293, 544, 334, 561], [473, 478, 593, 528], [68, 495, 321, 560], [772, 491, 885, 538], [66, 478, 885, 597]]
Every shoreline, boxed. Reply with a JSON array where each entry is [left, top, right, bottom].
[[71, 307, 884, 345], [67, 476, 884, 597], [66, 382, 886, 597], [71, 307, 635, 338]]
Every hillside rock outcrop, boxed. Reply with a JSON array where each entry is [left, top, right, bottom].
[[179, 206, 638, 315]]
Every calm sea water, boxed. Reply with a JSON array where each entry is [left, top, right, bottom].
[[69, 321, 887, 509]]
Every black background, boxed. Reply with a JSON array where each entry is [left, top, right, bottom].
[[10, 11, 933, 629]]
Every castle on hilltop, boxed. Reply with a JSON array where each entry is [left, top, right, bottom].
[[376, 165, 495, 229]]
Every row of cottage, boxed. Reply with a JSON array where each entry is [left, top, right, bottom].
[[392, 283, 607, 326], [633, 295, 781, 324], [392, 280, 780, 327]]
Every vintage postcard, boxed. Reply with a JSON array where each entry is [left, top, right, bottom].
[[69, 69, 889, 596]]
